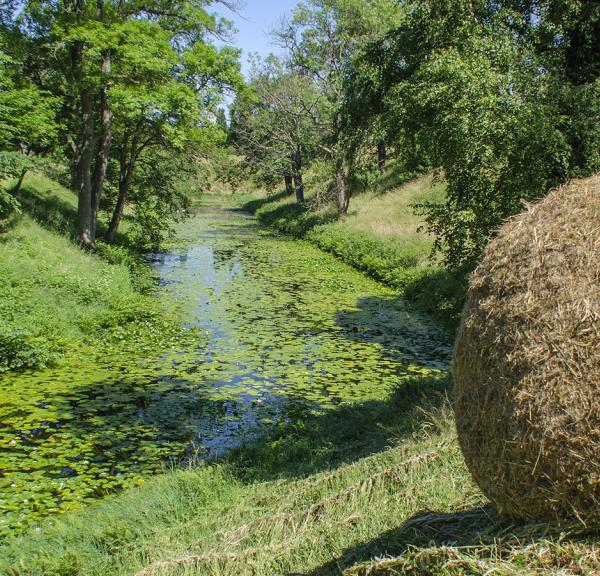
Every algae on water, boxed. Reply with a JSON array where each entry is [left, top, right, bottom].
[[0, 210, 450, 537]]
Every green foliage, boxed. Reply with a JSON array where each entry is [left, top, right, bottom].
[[1, 0, 243, 246], [0, 328, 63, 373], [344, 0, 600, 271], [0, 151, 32, 182], [307, 224, 420, 280], [0, 43, 58, 152], [94, 18, 241, 241], [403, 268, 466, 328], [0, 215, 131, 372], [391, 28, 571, 270]]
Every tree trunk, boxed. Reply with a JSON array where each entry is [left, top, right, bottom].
[[335, 163, 349, 216], [91, 48, 113, 241], [75, 88, 95, 248], [293, 171, 304, 204], [13, 169, 28, 193], [284, 173, 294, 196], [104, 182, 127, 244], [377, 140, 387, 173], [292, 147, 304, 204], [70, 32, 96, 249], [104, 146, 133, 243]]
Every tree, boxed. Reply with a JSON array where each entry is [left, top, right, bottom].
[[346, 0, 599, 271], [274, 0, 404, 214], [231, 58, 325, 203], [10, 0, 242, 247], [0, 36, 58, 214], [216, 108, 228, 133]]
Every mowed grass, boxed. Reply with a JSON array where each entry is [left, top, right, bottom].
[[2, 376, 598, 575]]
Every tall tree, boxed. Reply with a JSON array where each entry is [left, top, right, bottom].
[[274, 0, 403, 214], [230, 59, 325, 203], [14, 0, 241, 247], [346, 0, 600, 271]]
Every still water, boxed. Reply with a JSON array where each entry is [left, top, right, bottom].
[[0, 209, 450, 536]]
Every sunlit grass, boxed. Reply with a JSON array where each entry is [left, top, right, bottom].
[[345, 174, 446, 266], [0, 215, 137, 371], [0, 172, 169, 371]]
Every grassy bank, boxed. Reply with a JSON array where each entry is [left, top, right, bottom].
[[0, 172, 213, 537], [2, 374, 597, 575], [0, 171, 183, 372], [241, 173, 465, 330]]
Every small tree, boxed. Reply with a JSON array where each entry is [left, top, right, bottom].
[[231, 58, 325, 203], [0, 40, 58, 214]]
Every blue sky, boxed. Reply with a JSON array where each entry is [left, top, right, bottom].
[[211, 0, 300, 77]]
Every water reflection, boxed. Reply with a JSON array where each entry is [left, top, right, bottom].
[[149, 209, 451, 455]]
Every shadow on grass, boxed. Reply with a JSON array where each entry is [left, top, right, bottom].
[[308, 505, 502, 575], [224, 373, 451, 484], [367, 169, 422, 198], [308, 505, 600, 576], [0, 211, 21, 237], [17, 181, 78, 237], [240, 191, 337, 238], [15, 177, 130, 247], [239, 189, 291, 214]]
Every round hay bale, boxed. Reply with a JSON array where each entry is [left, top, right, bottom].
[[453, 174, 600, 522]]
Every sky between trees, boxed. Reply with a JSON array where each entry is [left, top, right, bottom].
[[212, 0, 299, 77]]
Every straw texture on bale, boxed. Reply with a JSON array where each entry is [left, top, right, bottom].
[[453, 175, 600, 522]]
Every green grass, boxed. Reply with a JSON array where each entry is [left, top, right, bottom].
[[2, 172, 597, 575], [2, 375, 597, 575], [344, 174, 445, 263], [241, 172, 465, 330], [0, 172, 170, 372]]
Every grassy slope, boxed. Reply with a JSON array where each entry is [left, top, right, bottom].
[[241, 173, 464, 330], [0, 172, 163, 372], [343, 174, 444, 261], [2, 377, 597, 575]]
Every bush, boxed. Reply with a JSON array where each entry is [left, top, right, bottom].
[[308, 224, 420, 282], [0, 328, 64, 372]]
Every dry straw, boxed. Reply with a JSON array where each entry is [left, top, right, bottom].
[[453, 174, 600, 522]]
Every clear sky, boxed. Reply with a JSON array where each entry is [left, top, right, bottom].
[[211, 0, 300, 78]]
